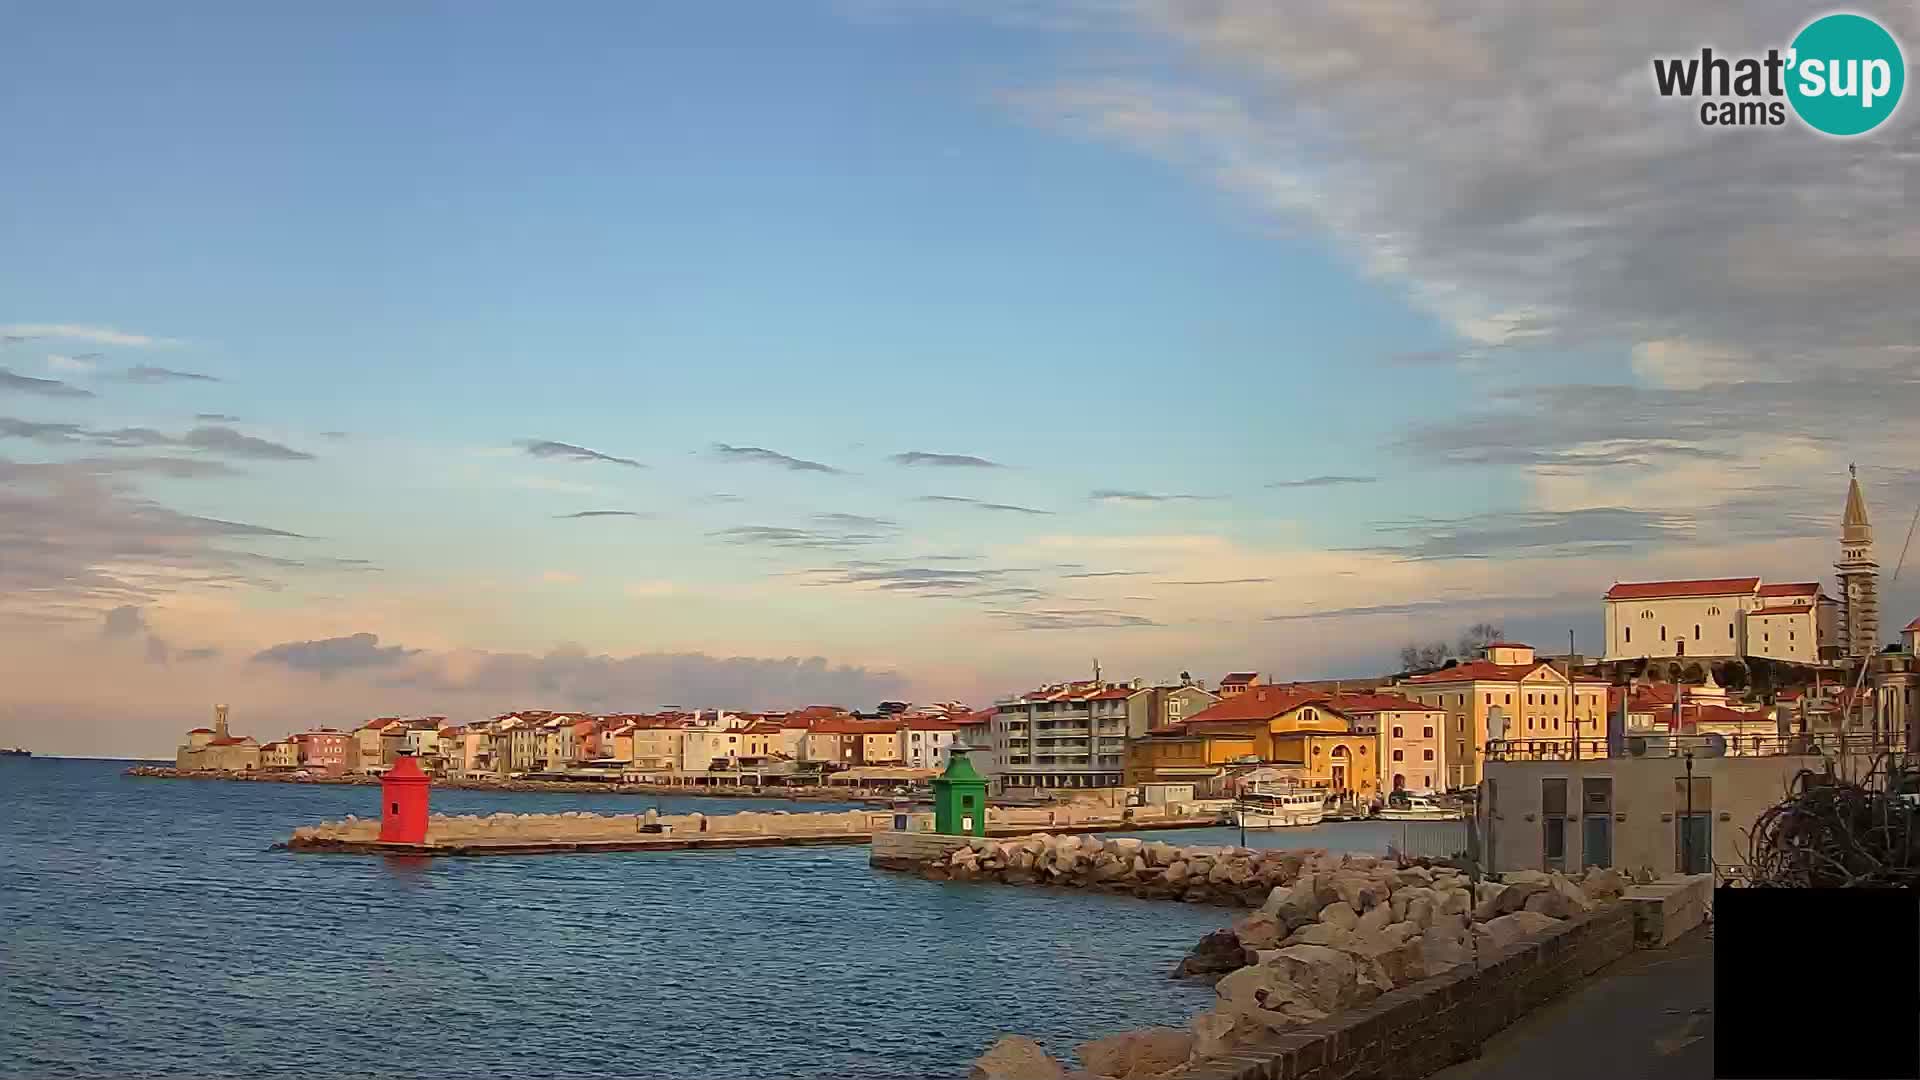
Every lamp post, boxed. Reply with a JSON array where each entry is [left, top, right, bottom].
[[1681, 748, 1696, 874]]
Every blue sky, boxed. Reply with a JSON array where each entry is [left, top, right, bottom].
[[4, 1, 1913, 753]]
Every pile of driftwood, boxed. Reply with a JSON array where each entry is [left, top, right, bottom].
[[1743, 768, 1920, 888]]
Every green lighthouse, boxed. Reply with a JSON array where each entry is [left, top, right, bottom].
[[932, 747, 989, 836]]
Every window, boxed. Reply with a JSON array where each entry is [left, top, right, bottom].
[[1660, 626, 1667, 641], [1729, 622, 1735, 638], [1707, 606, 1720, 616], [1553, 719, 1560, 730], [1764, 633, 1770, 643], [1552, 694, 1559, 705], [1694, 624, 1701, 640], [1527, 718, 1534, 730], [1527, 693, 1534, 705], [1642, 609, 1654, 620], [1456, 741, 1466, 758], [1790, 630, 1795, 641], [1505, 694, 1512, 705], [1392, 725, 1404, 738], [1393, 749, 1404, 761], [1424, 775, 1432, 787], [1423, 749, 1434, 761], [1423, 726, 1434, 738], [1625, 627, 1631, 643]]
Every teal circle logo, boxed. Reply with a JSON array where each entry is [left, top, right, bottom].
[[1787, 13, 1905, 136]]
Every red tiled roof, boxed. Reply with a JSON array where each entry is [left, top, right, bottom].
[[743, 722, 783, 735], [1694, 704, 1770, 726], [902, 717, 962, 731], [1323, 692, 1443, 714], [1757, 582, 1820, 597], [187, 727, 214, 734], [1905, 617, 1920, 632], [1604, 577, 1760, 600], [1402, 660, 1546, 684], [206, 737, 254, 747], [1220, 672, 1259, 683], [1184, 686, 1331, 723], [363, 717, 404, 731], [1088, 688, 1136, 701], [1483, 641, 1530, 649]]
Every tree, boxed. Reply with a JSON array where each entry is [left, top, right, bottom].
[[1456, 622, 1506, 659], [1680, 662, 1705, 684], [1666, 662, 1684, 684], [1719, 661, 1749, 691], [1398, 641, 1454, 673]]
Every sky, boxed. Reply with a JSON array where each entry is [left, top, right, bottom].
[[4, 1, 1918, 756]]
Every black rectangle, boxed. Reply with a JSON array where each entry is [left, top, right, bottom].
[[1716, 888, 1920, 1079]]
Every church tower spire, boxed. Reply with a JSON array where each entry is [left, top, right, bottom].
[[1836, 465, 1880, 658]]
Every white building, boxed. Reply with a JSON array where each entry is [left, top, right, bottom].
[[1602, 577, 1836, 663], [899, 717, 961, 770]]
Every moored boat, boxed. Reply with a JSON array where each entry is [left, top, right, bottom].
[[0, 747, 30, 758], [1376, 794, 1463, 821], [1230, 782, 1327, 828]]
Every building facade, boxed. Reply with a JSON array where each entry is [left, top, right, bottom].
[[1125, 686, 1381, 799], [900, 717, 960, 770], [992, 681, 1134, 790], [292, 730, 351, 776], [1837, 466, 1880, 658], [1394, 643, 1608, 790]]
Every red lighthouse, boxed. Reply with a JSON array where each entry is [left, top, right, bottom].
[[379, 753, 431, 844]]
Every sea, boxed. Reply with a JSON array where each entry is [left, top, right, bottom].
[[0, 757, 1454, 1080]]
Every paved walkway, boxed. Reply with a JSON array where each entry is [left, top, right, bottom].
[[1433, 925, 1714, 1080]]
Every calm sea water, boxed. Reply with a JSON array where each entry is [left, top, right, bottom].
[[0, 758, 1437, 1080]]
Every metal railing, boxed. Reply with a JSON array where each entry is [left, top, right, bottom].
[[1486, 732, 1906, 761]]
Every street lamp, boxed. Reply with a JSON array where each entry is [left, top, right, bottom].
[[1681, 748, 1696, 874]]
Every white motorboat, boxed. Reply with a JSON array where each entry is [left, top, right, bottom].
[[1230, 783, 1327, 828], [1376, 794, 1464, 821]]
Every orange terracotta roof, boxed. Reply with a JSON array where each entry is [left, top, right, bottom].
[[902, 717, 962, 731], [206, 737, 254, 747], [1220, 672, 1259, 683], [1605, 577, 1760, 600], [1907, 617, 1920, 632], [1088, 688, 1136, 701], [743, 722, 784, 734], [1402, 660, 1546, 684], [1483, 641, 1530, 649], [1184, 686, 1331, 723], [1324, 692, 1443, 713], [1757, 582, 1821, 597], [187, 727, 214, 734]]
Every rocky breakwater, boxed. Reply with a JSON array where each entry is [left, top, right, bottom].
[[288, 806, 888, 848], [967, 856, 1631, 1080], [919, 834, 1313, 906]]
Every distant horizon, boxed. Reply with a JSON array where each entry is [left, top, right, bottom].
[[6, 1, 1916, 760]]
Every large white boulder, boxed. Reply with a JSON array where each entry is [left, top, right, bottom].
[[971, 1036, 1065, 1080]]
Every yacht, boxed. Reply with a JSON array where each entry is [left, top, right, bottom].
[[1230, 782, 1328, 828], [1376, 794, 1463, 821], [0, 747, 29, 758]]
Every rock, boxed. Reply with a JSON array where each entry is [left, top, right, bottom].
[[1477, 911, 1561, 952], [1405, 895, 1435, 929], [1548, 873, 1594, 913], [1164, 860, 1190, 885], [1077, 1028, 1193, 1079], [1332, 873, 1383, 911], [1108, 837, 1144, 856], [1491, 881, 1548, 917], [1582, 867, 1627, 899], [1393, 866, 1435, 889], [1523, 889, 1573, 918], [1261, 873, 1319, 918], [1286, 922, 1353, 947], [1390, 885, 1432, 922], [971, 1035, 1066, 1080], [1435, 887, 1470, 919], [1634, 866, 1658, 884], [1418, 926, 1475, 975], [1188, 1009, 1240, 1061], [1502, 869, 1550, 886], [1213, 962, 1330, 1028], [1232, 910, 1284, 951], [1318, 901, 1360, 931], [1354, 902, 1394, 936], [1174, 929, 1248, 980], [1268, 943, 1368, 1012]]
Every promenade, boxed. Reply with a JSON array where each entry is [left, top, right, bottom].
[[1432, 924, 1713, 1080]]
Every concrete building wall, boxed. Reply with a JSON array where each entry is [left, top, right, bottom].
[[1605, 594, 1752, 661], [1378, 708, 1442, 793], [1484, 754, 1820, 877], [1744, 608, 1821, 664]]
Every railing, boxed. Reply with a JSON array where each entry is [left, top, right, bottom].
[[1486, 732, 1907, 761]]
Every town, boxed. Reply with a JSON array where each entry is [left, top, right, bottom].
[[166, 472, 1913, 854]]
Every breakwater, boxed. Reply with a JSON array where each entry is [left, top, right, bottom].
[[124, 764, 873, 801]]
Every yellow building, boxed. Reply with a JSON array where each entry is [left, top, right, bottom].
[[173, 705, 263, 772], [1395, 643, 1609, 789], [629, 727, 684, 771], [259, 741, 299, 770], [1125, 687, 1379, 798]]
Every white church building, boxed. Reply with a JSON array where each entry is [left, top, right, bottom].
[[1602, 470, 1877, 666]]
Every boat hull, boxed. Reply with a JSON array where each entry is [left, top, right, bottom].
[[1230, 804, 1327, 829], [1376, 808, 1463, 822]]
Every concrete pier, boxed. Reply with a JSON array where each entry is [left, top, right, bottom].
[[284, 804, 1226, 856]]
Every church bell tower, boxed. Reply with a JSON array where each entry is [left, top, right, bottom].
[[1836, 465, 1880, 659]]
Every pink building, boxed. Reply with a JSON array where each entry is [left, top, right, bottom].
[[293, 730, 352, 776]]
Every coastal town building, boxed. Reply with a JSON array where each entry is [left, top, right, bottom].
[[1326, 693, 1445, 795], [174, 705, 262, 772], [991, 679, 1136, 790], [1393, 643, 1609, 790], [1217, 672, 1260, 698], [1125, 686, 1385, 799], [900, 716, 961, 770], [1123, 680, 1220, 737], [259, 740, 299, 770], [292, 730, 351, 776]]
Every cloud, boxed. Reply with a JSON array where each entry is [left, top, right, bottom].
[[1359, 506, 1698, 561], [120, 366, 218, 384], [0, 457, 310, 609], [813, 512, 899, 531], [195, 413, 240, 422], [47, 353, 101, 373], [0, 418, 312, 461], [1090, 489, 1216, 504], [0, 323, 172, 348], [916, 495, 1053, 515], [320, 431, 349, 441], [1060, 570, 1148, 578], [889, 451, 1004, 468], [1156, 577, 1274, 586], [555, 510, 654, 520], [712, 524, 886, 550], [1267, 475, 1377, 489], [251, 632, 420, 676], [519, 440, 644, 468], [373, 642, 908, 710], [1, 367, 93, 398], [102, 605, 148, 638], [990, 607, 1160, 630], [1264, 600, 1458, 622], [711, 443, 842, 474]]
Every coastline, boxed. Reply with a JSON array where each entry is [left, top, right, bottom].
[[122, 765, 881, 802]]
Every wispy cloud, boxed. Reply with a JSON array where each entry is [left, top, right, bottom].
[[0, 417, 312, 460], [889, 450, 1003, 468], [194, 413, 240, 422], [1060, 570, 1148, 578], [990, 607, 1160, 631], [916, 494, 1052, 515], [1264, 600, 1457, 623], [555, 510, 654, 520], [712, 524, 885, 550], [1267, 474, 1377, 489], [47, 353, 101, 373], [1359, 507, 1698, 562], [712, 443, 843, 474], [1157, 577, 1273, 586], [0, 367, 93, 398], [813, 512, 899, 531], [1090, 489, 1217, 504], [119, 365, 218, 384], [0, 323, 174, 348], [519, 440, 644, 468]]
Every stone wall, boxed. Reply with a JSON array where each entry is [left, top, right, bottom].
[[871, 831, 977, 870], [1178, 904, 1638, 1080], [1622, 873, 1712, 946]]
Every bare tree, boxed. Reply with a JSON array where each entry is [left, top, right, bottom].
[[1398, 641, 1454, 673], [1456, 622, 1506, 658]]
